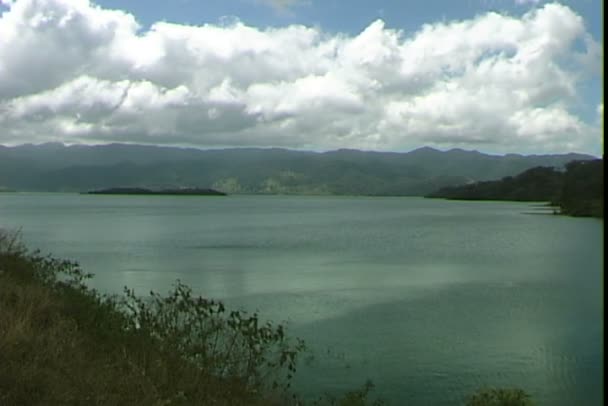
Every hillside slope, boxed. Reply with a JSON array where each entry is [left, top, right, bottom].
[[0, 143, 595, 196]]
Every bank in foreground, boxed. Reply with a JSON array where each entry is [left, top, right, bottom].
[[0, 232, 534, 405]]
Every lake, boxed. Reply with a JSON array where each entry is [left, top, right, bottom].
[[0, 193, 603, 405]]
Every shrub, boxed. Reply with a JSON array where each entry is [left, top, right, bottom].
[[466, 387, 534, 406], [0, 230, 305, 404]]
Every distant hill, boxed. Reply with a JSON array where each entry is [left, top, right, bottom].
[[559, 160, 604, 217], [427, 159, 603, 217], [425, 166, 564, 202], [0, 143, 596, 196]]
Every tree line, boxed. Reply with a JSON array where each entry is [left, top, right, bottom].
[[427, 159, 603, 218]]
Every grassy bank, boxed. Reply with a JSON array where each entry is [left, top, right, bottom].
[[0, 231, 534, 405], [0, 231, 384, 405]]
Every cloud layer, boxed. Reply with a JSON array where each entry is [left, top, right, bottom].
[[0, 0, 602, 154]]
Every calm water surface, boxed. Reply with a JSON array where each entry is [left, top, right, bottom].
[[0, 193, 603, 405]]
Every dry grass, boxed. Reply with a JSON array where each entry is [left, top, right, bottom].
[[0, 233, 289, 405]]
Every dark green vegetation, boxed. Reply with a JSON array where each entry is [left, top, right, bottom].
[[0, 143, 594, 195], [0, 231, 535, 405], [0, 234, 300, 405], [427, 166, 563, 202], [558, 160, 604, 217], [466, 388, 534, 406], [427, 159, 603, 217], [87, 187, 226, 196]]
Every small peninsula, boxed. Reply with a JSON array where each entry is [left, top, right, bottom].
[[426, 159, 603, 218], [86, 187, 227, 196]]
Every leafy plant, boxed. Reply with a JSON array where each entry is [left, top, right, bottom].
[[466, 387, 534, 406], [120, 281, 306, 396]]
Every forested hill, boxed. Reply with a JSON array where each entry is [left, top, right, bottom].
[[0, 143, 595, 196], [559, 160, 604, 217], [427, 159, 604, 217]]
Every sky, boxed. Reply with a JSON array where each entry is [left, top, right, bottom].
[[0, 0, 603, 155]]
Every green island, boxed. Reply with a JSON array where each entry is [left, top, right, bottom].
[[426, 159, 604, 218], [86, 187, 227, 196], [0, 231, 534, 405]]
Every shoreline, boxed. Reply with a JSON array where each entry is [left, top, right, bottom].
[[84, 187, 227, 196]]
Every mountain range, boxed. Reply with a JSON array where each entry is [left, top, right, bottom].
[[0, 143, 596, 196]]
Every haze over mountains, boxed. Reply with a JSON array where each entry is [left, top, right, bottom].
[[0, 143, 595, 196]]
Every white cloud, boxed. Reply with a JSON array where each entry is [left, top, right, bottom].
[[0, 0, 603, 154], [253, 0, 310, 15]]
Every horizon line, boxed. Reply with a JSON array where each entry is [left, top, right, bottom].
[[0, 141, 601, 159]]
